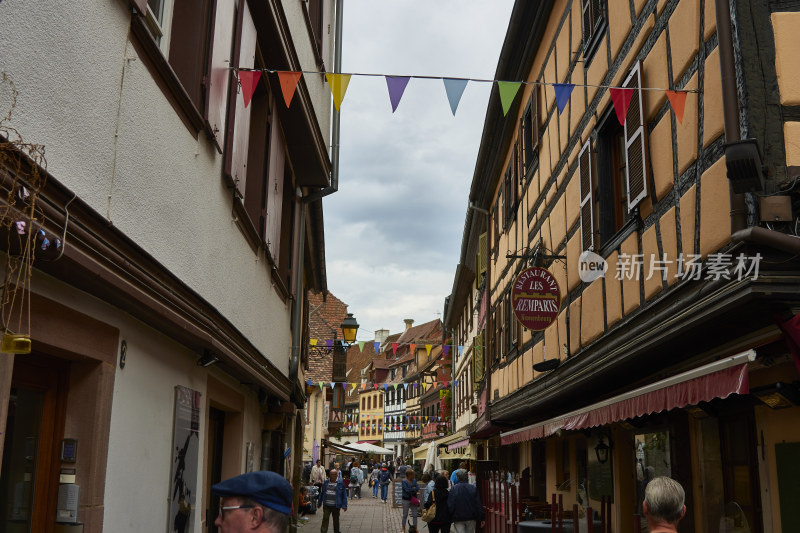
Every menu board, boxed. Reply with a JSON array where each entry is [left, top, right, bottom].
[[393, 480, 403, 507]]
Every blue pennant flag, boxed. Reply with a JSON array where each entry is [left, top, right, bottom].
[[553, 83, 575, 114], [443, 78, 469, 116]]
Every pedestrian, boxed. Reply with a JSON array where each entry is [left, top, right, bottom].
[[298, 487, 313, 521], [350, 460, 364, 499], [421, 473, 434, 503], [450, 462, 466, 486], [370, 464, 381, 498], [317, 468, 348, 533], [211, 470, 291, 533], [380, 464, 392, 503], [643, 477, 686, 533], [311, 459, 326, 490], [447, 470, 484, 533], [424, 474, 453, 533], [401, 469, 420, 533]]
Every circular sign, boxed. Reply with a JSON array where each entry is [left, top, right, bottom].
[[511, 266, 562, 331]]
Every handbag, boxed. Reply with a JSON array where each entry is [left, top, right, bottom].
[[421, 492, 436, 522], [411, 496, 420, 506]]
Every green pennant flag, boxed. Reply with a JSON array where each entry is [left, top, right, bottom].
[[497, 81, 522, 116], [358, 341, 365, 352]]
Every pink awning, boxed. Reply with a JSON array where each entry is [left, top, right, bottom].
[[447, 438, 471, 451], [501, 351, 755, 446]]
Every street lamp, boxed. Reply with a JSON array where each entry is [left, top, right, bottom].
[[341, 313, 359, 344]]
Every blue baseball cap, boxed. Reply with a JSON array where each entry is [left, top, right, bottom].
[[211, 471, 292, 515]]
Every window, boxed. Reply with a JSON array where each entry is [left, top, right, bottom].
[[379, 395, 383, 408], [581, 0, 606, 63], [519, 86, 540, 177], [579, 61, 646, 253], [145, 0, 175, 52], [361, 397, 365, 410], [502, 153, 519, 230], [367, 396, 372, 410]]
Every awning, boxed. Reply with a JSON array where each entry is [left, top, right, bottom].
[[436, 429, 467, 447], [501, 350, 755, 446], [447, 438, 471, 451], [346, 442, 394, 455], [412, 442, 430, 461]]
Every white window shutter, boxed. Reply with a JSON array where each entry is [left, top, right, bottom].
[[624, 60, 648, 209], [578, 139, 594, 252]]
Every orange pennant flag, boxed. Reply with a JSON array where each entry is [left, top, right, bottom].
[[666, 91, 688, 124], [238, 70, 261, 108], [278, 71, 302, 107], [410, 343, 417, 354]]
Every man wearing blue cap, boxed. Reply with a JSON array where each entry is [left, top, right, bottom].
[[318, 468, 347, 533], [212, 470, 292, 532]]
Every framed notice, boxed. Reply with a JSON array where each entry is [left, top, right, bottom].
[[168, 385, 201, 533]]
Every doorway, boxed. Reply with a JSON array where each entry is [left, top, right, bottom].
[[0, 355, 66, 533], [206, 407, 225, 533]]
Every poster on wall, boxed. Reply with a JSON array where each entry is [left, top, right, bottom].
[[168, 385, 201, 533]]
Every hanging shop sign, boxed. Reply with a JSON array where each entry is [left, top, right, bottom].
[[511, 266, 561, 331]]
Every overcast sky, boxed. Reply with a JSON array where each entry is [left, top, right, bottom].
[[323, 0, 514, 341]]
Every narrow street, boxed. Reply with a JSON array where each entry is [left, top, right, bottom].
[[299, 488, 408, 533]]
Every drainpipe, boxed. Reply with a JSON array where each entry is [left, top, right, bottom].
[[304, 0, 344, 203], [290, 0, 345, 396], [716, 0, 748, 233]]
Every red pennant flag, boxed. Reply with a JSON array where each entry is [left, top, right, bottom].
[[392, 343, 399, 354], [609, 87, 634, 126], [278, 71, 302, 107], [238, 71, 261, 108], [666, 90, 688, 124]]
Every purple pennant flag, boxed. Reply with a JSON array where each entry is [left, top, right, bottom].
[[443, 78, 468, 115], [325, 339, 333, 348], [443, 345, 450, 356], [385, 76, 411, 112], [553, 83, 575, 114]]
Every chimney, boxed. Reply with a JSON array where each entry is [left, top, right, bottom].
[[375, 329, 390, 346], [404, 319, 414, 331]]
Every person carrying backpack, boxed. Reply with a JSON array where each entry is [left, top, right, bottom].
[[380, 464, 391, 503], [370, 464, 381, 498], [350, 460, 364, 499]]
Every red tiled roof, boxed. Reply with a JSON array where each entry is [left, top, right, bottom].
[[306, 290, 349, 382]]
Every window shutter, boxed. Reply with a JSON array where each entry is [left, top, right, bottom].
[[529, 85, 539, 155], [265, 115, 285, 262], [476, 231, 487, 289], [168, 0, 213, 110], [581, 0, 592, 45], [624, 61, 648, 209], [519, 118, 526, 172], [579, 139, 595, 251], [225, 0, 257, 196], [205, 0, 237, 153], [130, 0, 147, 14]]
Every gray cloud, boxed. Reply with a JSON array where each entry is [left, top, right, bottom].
[[323, 0, 513, 337]]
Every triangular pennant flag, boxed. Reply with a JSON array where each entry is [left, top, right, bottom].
[[454, 380, 459, 387], [374, 383, 379, 390], [458, 345, 464, 356], [238, 70, 261, 108], [277, 71, 302, 107], [373, 341, 380, 353], [425, 344, 432, 356], [443, 345, 450, 356], [432, 381, 438, 388], [319, 382, 324, 390], [666, 90, 688, 124], [443, 78, 468, 115], [306, 379, 313, 386], [393, 383, 399, 390], [392, 343, 399, 354], [410, 343, 417, 354], [330, 382, 335, 389], [497, 81, 522, 116], [358, 341, 365, 352], [553, 83, 575, 114], [351, 383, 357, 390], [385, 76, 411, 112], [310, 339, 318, 347], [403, 383, 409, 390], [325, 73, 352, 112], [443, 381, 448, 387], [325, 339, 333, 348], [610, 87, 634, 126], [383, 383, 388, 390]]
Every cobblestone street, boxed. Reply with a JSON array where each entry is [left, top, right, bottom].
[[298, 486, 409, 533]]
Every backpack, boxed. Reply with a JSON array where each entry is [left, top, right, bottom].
[[380, 470, 390, 485]]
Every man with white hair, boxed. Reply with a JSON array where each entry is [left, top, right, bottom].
[[643, 476, 686, 533]]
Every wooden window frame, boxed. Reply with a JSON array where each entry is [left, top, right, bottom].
[[581, 0, 607, 65]]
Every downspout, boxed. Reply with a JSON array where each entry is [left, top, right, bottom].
[[304, 0, 344, 203], [716, 0, 748, 233], [290, 0, 345, 391], [717, 0, 800, 253]]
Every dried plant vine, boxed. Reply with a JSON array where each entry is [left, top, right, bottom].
[[0, 71, 48, 344]]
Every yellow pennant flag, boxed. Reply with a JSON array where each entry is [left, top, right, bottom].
[[310, 339, 318, 346], [325, 73, 351, 112], [425, 344, 432, 355], [351, 383, 357, 390]]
